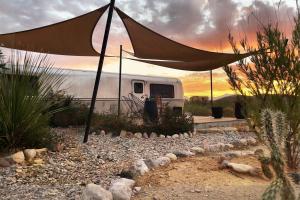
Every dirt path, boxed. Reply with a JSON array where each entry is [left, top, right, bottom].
[[133, 156, 270, 200]]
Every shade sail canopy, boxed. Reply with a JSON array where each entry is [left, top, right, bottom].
[[0, 5, 108, 56], [116, 7, 251, 71]]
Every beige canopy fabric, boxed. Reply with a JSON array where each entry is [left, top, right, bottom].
[[116, 7, 251, 70], [0, 5, 109, 56], [127, 53, 250, 71]]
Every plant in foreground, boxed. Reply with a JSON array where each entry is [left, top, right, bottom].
[[261, 109, 296, 200], [0, 53, 65, 150]]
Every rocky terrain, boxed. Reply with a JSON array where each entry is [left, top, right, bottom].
[[0, 128, 257, 200]]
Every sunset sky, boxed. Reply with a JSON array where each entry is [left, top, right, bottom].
[[0, 0, 298, 97]]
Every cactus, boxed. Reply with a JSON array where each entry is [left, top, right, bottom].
[[261, 109, 296, 200]]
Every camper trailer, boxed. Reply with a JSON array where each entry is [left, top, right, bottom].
[[60, 69, 184, 114]]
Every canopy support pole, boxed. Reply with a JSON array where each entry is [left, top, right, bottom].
[[83, 0, 115, 143], [210, 70, 213, 108], [118, 45, 123, 117]]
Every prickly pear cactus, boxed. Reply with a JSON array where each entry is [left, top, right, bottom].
[[261, 109, 296, 200]]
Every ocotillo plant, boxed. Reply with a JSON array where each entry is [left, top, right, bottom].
[[261, 109, 296, 200]]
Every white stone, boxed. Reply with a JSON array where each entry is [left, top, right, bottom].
[[150, 157, 171, 168], [239, 139, 248, 146], [189, 132, 193, 138], [11, 151, 25, 164], [165, 153, 177, 161], [23, 149, 36, 162], [134, 132, 143, 139], [35, 148, 48, 155], [120, 130, 127, 138], [150, 132, 157, 138], [100, 130, 106, 136], [172, 134, 179, 139], [166, 136, 172, 139], [173, 150, 195, 158], [159, 135, 166, 138], [133, 187, 141, 193], [143, 132, 148, 138], [191, 147, 205, 155], [179, 134, 184, 139], [247, 137, 257, 145], [222, 160, 259, 176], [82, 183, 113, 200], [109, 178, 135, 200], [132, 159, 149, 176], [183, 132, 189, 138]]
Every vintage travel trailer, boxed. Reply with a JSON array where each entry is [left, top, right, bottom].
[[60, 69, 184, 114]]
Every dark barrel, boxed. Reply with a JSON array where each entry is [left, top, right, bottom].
[[212, 106, 223, 119], [144, 98, 158, 121]]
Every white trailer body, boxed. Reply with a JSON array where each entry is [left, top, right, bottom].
[[60, 69, 184, 114]]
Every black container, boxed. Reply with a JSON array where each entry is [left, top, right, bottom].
[[235, 102, 245, 119], [144, 98, 158, 121], [211, 106, 223, 119]]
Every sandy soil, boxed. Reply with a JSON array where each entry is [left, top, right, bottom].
[[133, 156, 271, 200]]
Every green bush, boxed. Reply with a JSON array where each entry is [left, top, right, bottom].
[[0, 53, 65, 150], [49, 91, 89, 127], [91, 107, 194, 136]]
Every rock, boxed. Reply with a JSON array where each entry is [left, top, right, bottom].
[[173, 150, 195, 158], [183, 133, 189, 138], [150, 132, 157, 138], [224, 144, 234, 150], [191, 147, 205, 155], [254, 149, 264, 156], [149, 157, 171, 168], [172, 134, 179, 139], [120, 130, 127, 138], [166, 136, 172, 139], [165, 153, 177, 161], [221, 160, 260, 176], [133, 187, 141, 193], [143, 132, 149, 138], [35, 148, 48, 155], [33, 159, 44, 165], [126, 132, 134, 138], [159, 135, 166, 138], [23, 149, 37, 162], [131, 159, 149, 176], [100, 130, 106, 136], [247, 137, 257, 145], [134, 132, 143, 139], [189, 132, 193, 138], [53, 143, 64, 152], [11, 151, 25, 164], [179, 134, 184, 139], [239, 139, 248, 146], [82, 183, 113, 200], [222, 150, 255, 158], [0, 158, 11, 167], [109, 178, 135, 200]]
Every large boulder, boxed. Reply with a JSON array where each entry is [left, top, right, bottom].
[[11, 151, 25, 164], [173, 150, 195, 158], [23, 149, 37, 162], [82, 183, 113, 200], [109, 178, 135, 200], [131, 159, 149, 176]]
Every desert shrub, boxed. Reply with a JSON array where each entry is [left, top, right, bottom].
[[184, 102, 211, 116], [0, 53, 65, 150], [224, 13, 300, 169], [49, 91, 89, 127], [91, 107, 194, 136]]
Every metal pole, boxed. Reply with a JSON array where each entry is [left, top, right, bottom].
[[117, 45, 122, 116], [210, 70, 213, 108], [83, 0, 115, 143]]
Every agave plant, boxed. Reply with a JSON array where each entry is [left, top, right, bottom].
[[0, 52, 65, 150]]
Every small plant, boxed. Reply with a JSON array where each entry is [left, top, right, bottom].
[[0, 52, 65, 150], [260, 109, 296, 200]]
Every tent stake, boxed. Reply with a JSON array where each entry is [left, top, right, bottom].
[[83, 0, 115, 143], [118, 45, 123, 117]]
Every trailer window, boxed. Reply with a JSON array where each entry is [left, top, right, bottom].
[[150, 84, 174, 98], [134, 82, 144, 94]]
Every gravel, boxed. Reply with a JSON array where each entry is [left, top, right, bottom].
[[0, 128, 256, 200]]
